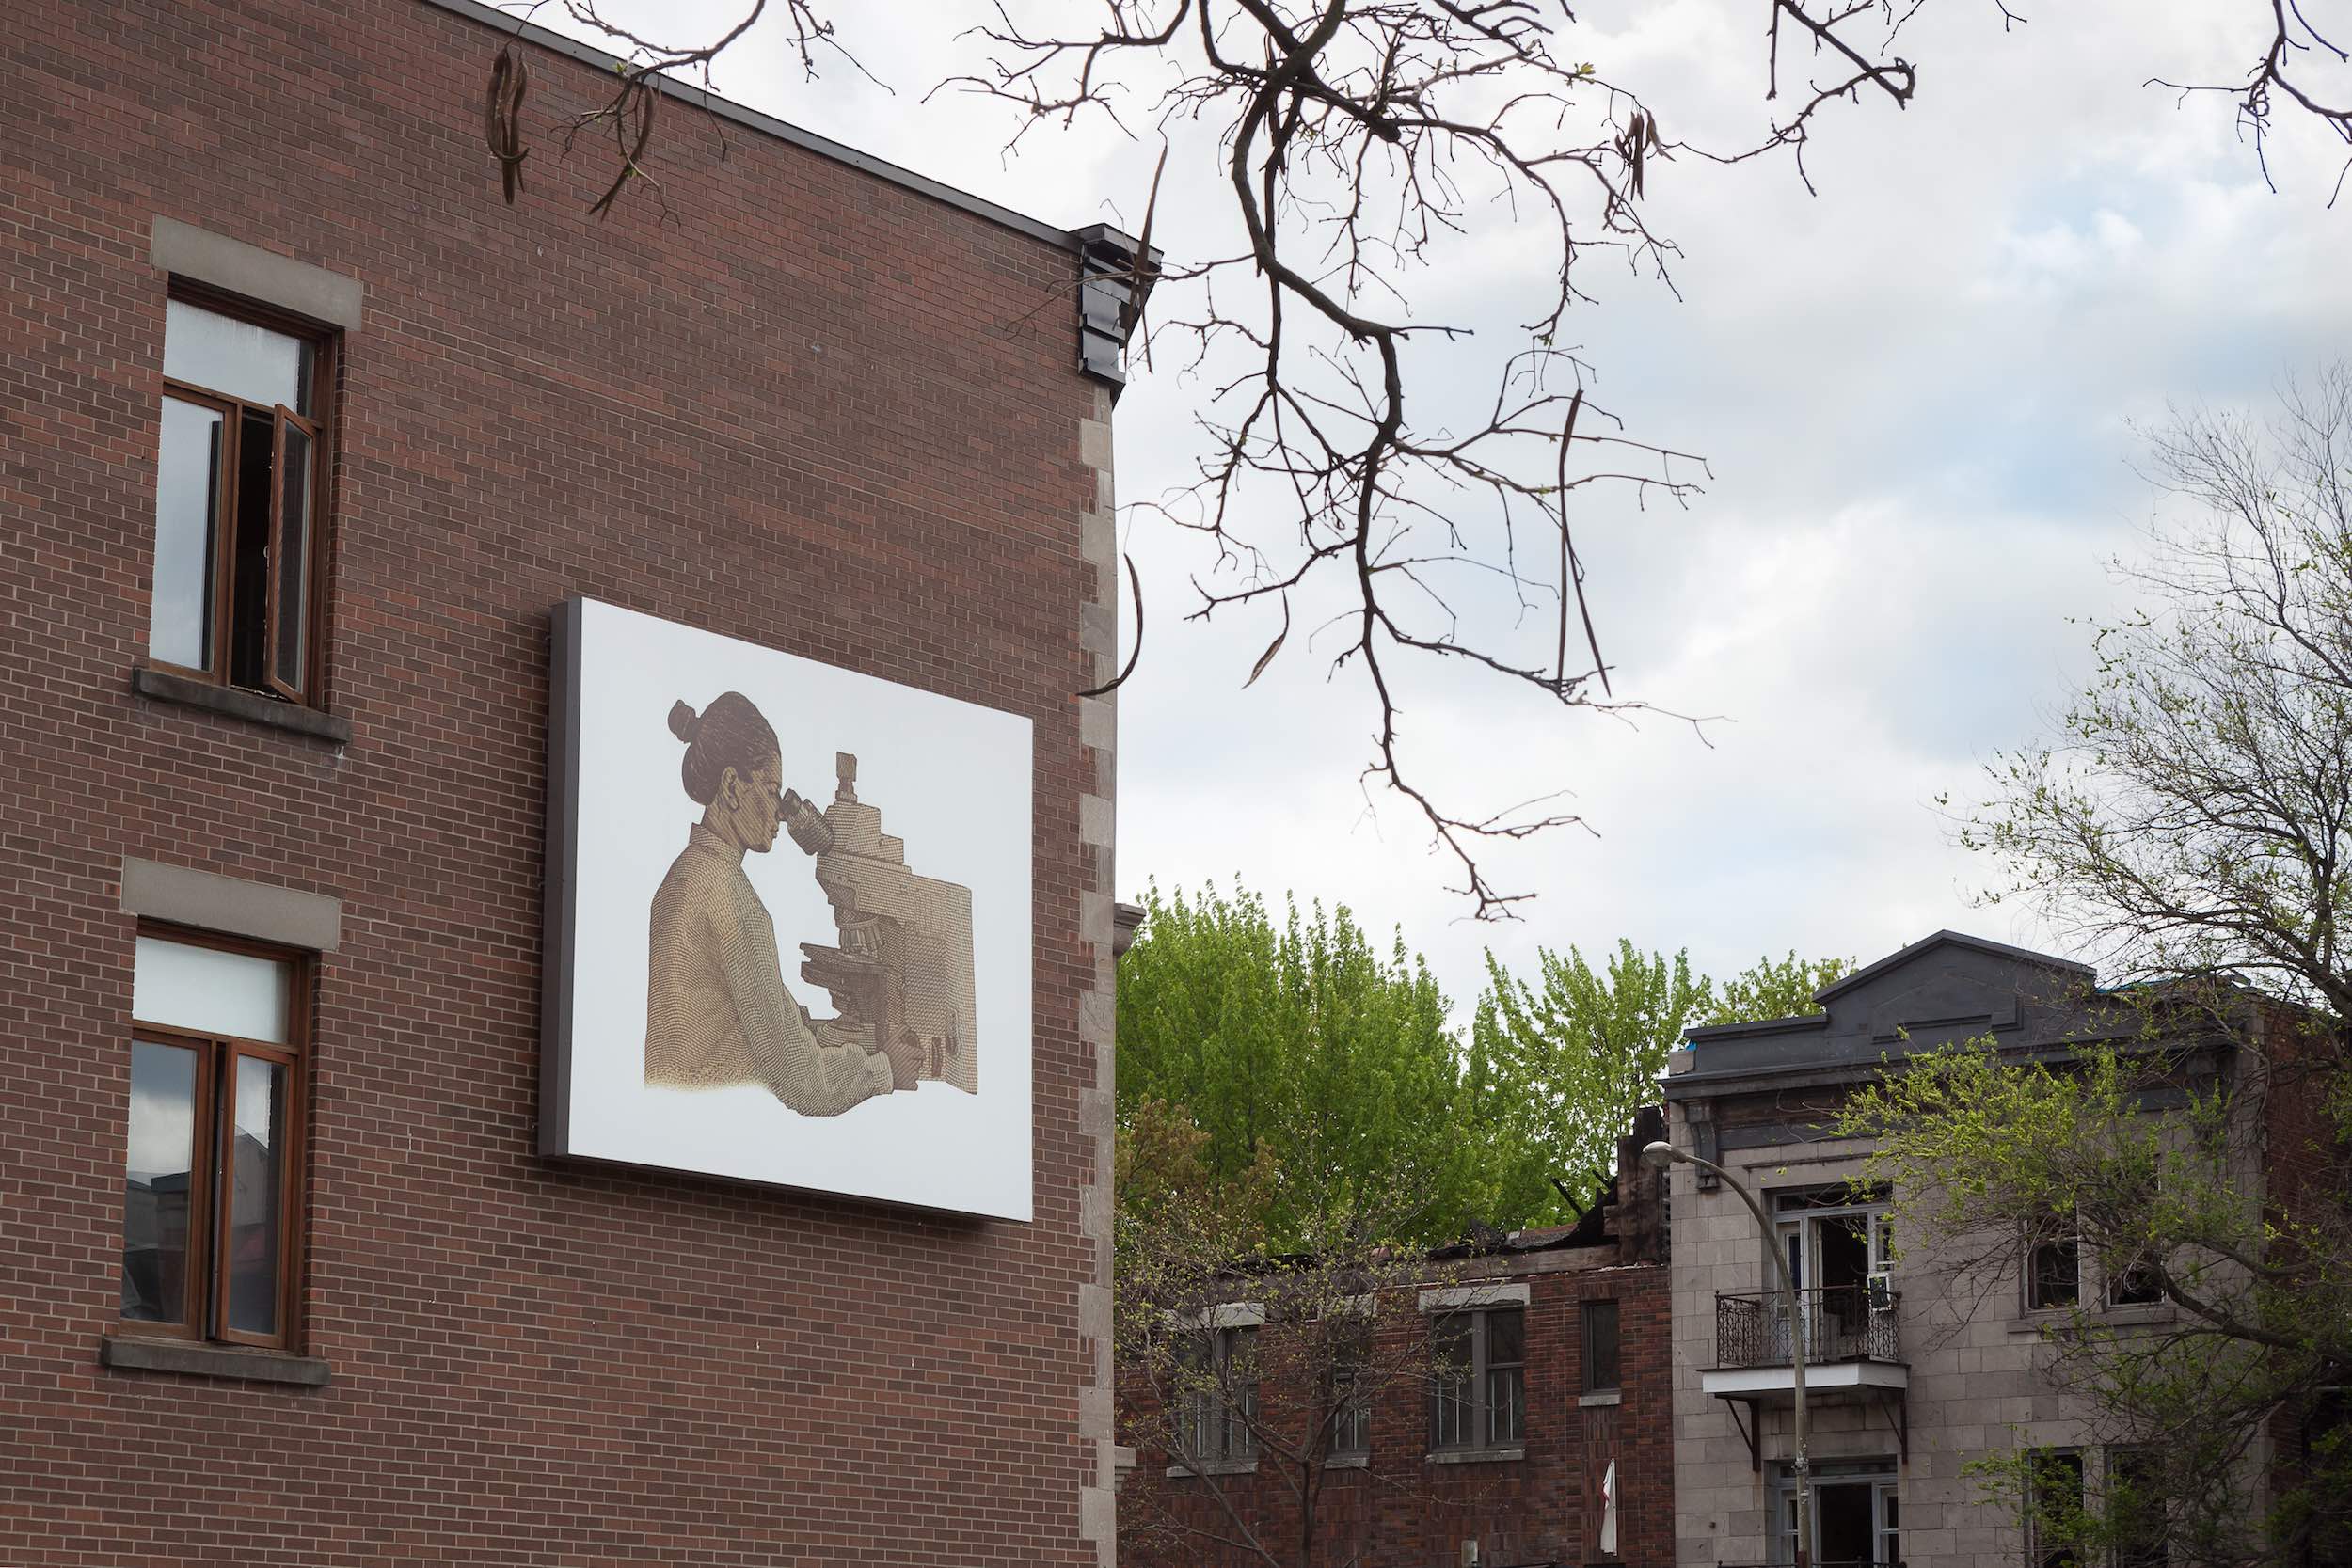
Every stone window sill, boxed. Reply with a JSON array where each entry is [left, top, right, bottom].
[[2011, 1304, 2177, 1335], [1168, 1458, 1261, 1479], [1427, 1446, 1524, 1465], [133, 667, 352, 745], [1324, 1451, 1370, 1470], [1579, 1390, 1623, 1407], [101, 1334, 331, 1386]]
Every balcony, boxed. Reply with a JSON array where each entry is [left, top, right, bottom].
[[1701, 1286, 1908, 1466], [1715, 1284, 1900, 1368]]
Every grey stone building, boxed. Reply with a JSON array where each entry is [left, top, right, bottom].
[[1658, 930, 2280, 1566]]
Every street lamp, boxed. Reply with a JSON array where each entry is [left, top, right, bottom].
[[1644, 1139, 1812, 1568]]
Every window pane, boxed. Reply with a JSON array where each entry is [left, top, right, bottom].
[[225, 1055, 284, 1336], [2031, 1240, 2080, 1309], [132, 936, 291, 1043], [123, 1041, 199, 1323], [271, 418, 311, 690], [2106, 1257, 2162, 1307], [1486, 1306, 1524, 1368], [1486, 1366, 1524, 1444], [1584, 1300, 1621, 1390], [151, 397, 223, 670], [164, 300, 308, 411]]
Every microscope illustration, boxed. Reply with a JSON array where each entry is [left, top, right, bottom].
[[778, 753, 980, 1095]]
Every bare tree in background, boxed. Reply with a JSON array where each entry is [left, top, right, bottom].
[[477, 0, 2352, 917], [1116, 1188, 1477, 1568]]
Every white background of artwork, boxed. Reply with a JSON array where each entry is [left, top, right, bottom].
[[558, 598, 1035, 1220]]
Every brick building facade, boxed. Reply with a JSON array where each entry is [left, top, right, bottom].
[[1, 1, 1139, 1561], [1118, 1124, 1677, 1568]]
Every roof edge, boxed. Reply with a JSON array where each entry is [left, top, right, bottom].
[[1814, 928, 2092, 1004], [416, 0, 1084, 254], [1682, 1012, 1827, 1045]]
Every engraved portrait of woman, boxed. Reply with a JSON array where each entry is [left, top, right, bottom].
[[644, 692, 913, 1115]]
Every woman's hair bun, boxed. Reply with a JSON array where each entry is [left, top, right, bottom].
[[667, 700, 701, 742]]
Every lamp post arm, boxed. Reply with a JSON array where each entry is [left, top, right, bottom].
[[1671, 1147, 1811, 1568]]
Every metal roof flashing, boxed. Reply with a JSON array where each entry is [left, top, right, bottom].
[[417, 0, 1090, 253]]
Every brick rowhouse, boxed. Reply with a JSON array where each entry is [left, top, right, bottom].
[[0, 0, 1144, 1561], [1117, 1121, 1677, 1568]]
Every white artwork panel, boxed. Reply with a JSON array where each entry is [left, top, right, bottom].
[[543, 597, 1034, 1220]]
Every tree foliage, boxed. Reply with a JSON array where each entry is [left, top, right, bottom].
[[1882, 377, 2352, 1561], [1117, 883, 1856, 1248], [1470, 940, 1708, 1224], [1116, 880, 1517, 1249], [1702, 950, 1853, 1028], [1471, 942, 1852, 1224], [1844, 1033, 2351, 1564]]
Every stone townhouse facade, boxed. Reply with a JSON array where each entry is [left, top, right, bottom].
[[1660, 930, 2335, 1567], [1119, 1119, 1678, 1568], [0, 1, 1145, 1561]]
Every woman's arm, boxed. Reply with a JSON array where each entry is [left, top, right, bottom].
[[711, 876, 893, 1115]]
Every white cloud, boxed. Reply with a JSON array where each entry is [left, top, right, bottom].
[[532, 0, 2352, 1006]]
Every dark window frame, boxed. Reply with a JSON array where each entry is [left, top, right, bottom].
[[1327, 1315, 1372, 1457], [2028, 1448, 2088, 1568], [151, 281, 338, 706], [2106, 1444, 2166, 1568], [1178, 1322, 1260, 1465], [1431, 1305, 1525, 1451], [118, 923, 310, 1354], [1582, 1298, 1622, 1393]]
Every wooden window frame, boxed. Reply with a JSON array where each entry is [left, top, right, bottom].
[[119, 924, 310, 1354], [151, 281, 338, 705]]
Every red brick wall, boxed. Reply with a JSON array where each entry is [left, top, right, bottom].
[[0, 1, 1109, 1562], [1120, 1260, 1675, 1568], [2254, 1000, 2350, 1534]]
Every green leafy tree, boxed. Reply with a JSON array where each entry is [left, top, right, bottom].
[[1472, 944, 1854, 1223], [1880, 376, 2352, 1562], [1115, 880, 1518, 1250], [1701, 951, 1852, 1027], [1471, 941, 1709, 1224], [1845, 1032, 2349, 1564]]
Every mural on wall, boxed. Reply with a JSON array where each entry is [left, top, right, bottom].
[[542, 598, 1032, 1220], [644, 691, 979, 1112]]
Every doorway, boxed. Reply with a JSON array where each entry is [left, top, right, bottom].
[[1772, 1187, 1894, 1361], [1772, 1461, 1899, 1566]]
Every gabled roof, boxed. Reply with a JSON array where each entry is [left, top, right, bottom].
[[1815, 928, 2091, 1003], [1667, 929, 2108, 1098]]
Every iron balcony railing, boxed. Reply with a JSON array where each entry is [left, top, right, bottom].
[[1715, 1284, 1900, 1368]]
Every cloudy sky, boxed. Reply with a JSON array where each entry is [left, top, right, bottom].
[[539, 0, 2352, 1013]]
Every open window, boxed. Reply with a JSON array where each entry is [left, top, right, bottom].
[[1772, 1184, 1896, 1358], [151, 291, 334, 702]]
